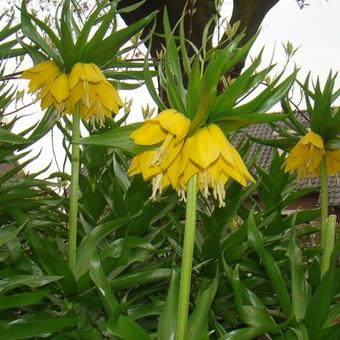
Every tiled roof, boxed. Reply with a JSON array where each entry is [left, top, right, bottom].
[[233, 122, 340, 207]]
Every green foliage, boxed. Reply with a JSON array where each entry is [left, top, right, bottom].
[[0, 2, 338, 339]]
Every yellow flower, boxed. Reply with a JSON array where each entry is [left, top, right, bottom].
[[326, 150, 340, 176], [22, 60, 71, 115], [284, 131, 325, 177], [69, 63, 123, 126], [175, 124, 254, 207], [128, 109, 191, 199], [129, 117, 254, 207]]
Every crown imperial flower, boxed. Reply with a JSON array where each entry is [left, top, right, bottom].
[[284, 131, 325, 177], [174, 124, 255, 207], [22, 60, 71, 115], [69, 63, 123, 126], [128, 109, 191, 199], [326, 150, 340, 176], [128, 113, 254, 206], [22, 61, 123, 126]]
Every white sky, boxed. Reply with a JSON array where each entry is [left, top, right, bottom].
[[3, 0, 340, 175]]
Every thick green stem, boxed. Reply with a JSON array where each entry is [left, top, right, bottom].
[[68, 105, 81, 272], [320, 215, 337, 277], [176, 175, 197, 340], [320, 156, 328, 251]]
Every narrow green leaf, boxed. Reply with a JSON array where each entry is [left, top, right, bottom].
[[111, 268, 172, 290], [24, 228, 77, 295], [287, 219, 309, 321], [59, 1, 78, 71], [247, 212, 293, 318], [0, 291, 49, 310], [20, 0, 61, 63], [157, 269, 180, 340], [83, 12, 157, 66], [219, 325, 279, 340], [304, 266, 339, 334], [90, 254, 150, 340], [76, 123, 147, 153], [0, 127, 28, 144], [212, 55, 262, 115], [75, 216, 136, 279], [76, 0, 109, 52], [0, 318, 77, 339], [107, 314, 150, 340], [187, 273, 219, 340], [0, 275, 62, 294], [90, 253, 119, 313]]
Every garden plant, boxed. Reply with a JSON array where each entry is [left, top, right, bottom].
[[0, 1, 339, 339]]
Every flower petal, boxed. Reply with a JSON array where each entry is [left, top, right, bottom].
[[190, 126, 220, 169], [50, 73, 69, 103], [130, 122, 167, 145]]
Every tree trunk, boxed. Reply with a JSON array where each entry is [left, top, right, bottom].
[[118, 0, 216, 58]]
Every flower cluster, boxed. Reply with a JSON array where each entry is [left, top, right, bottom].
[[22, 60, 123, 126], [326, 150, 340, 176], [128, 109, 254, 207], [284, 131, 325, 177], [284, 131, 340, 177]]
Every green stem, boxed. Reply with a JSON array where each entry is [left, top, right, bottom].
[[176, 175, 197, 340], [320, 215, 337, 277], [68, 105, 81, 272], [320, 155, 328, 251]]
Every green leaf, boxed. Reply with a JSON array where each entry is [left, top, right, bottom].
[[304, 266, 339, 335], [90, 253, 119, 313], [20, 0, 61, 64], [75, 216, 136, 279], [27, 107, 56, 143], [287, 219, 309, 321], [143, 44, 165, 110], [90, 254, 150, 340], [0, 275, 62, 294], [314, 324, 340, 340], [24, 228, 77, 295], [227, 264, 276, 328], [187, 272, 219, 340], [219, 325, 280, 340], [0, 127, 28, 144], [75, 0, 107, 51], [216, 113, 286, 133], [82, 3, 116, 57], [230, 71, 296, 118], [111, 268, 172, 290], [0, 291, 49, 310], [83, 12, 157, 66], [0, 318, 77, 339], [59, 0, 78, 71], [212, 55, 262, 115], [157, 269, 180, 340], [107, 314, 151, 340], [247, 212, 293, 318], [76, 123, 146, 153]]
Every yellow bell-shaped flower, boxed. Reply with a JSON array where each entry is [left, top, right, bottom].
[[22, 60, 60, 93], [326, 150, 340, 176], [129, 118, 254, 207], [284, 131, 325, 177], [176, 124, 254, 207], [128, 109, 191, 199], [69, 63, 123, 126], [22, 60, 70, 115]]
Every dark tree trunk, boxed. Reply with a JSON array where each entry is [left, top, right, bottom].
[[118, 0, 216, 58], [229, 0, 280, 46], [227, 0, 280, 75], [119, 0, 280, 64]]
